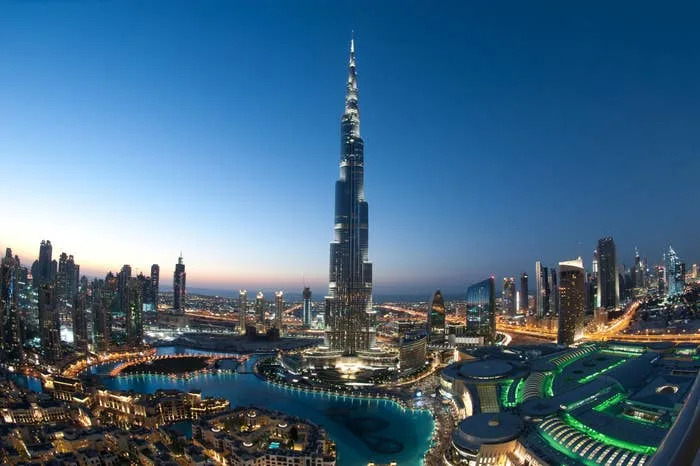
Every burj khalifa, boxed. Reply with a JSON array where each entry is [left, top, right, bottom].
[[326, 37, 374, 355]]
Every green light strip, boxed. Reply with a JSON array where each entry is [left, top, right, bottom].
[[593, 392, 626, 412], [577, 358, 627, 384], [562, 413, 657, 455], [542, 373, 555, 397], [538, 427, 601, 466], [500, 379, 516, 408], [515, 378, 525, 404]]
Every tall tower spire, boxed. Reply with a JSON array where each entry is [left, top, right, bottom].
[[327, 35, 374, 355]]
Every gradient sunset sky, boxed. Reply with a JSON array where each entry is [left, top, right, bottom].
[[1, 1, 698, 295]]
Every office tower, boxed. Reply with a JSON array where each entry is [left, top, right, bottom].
[[466, 278, 496, 344], [519, 273, 528, 313], [597, 237, 619, 309], [692, 264, 698, 280], [325, 37, 374, 355], [302, 287, 312, 327], [427, 290, 446, 342], [173, 254, 186, 312], [125, 278, 143, 345], [34, 240, 54, 287], [150, 264, 160, 310], [557, 257, 585, 345], [502, 278, 516, 316], [72, 288, 89, 353], [117, 264, 132, 322], [656, 265, 666, 295], [238, 290, 248, 334], [137, 273, 152, 313], [274, 291, 284, 332], [1, 249, 23, 362], [548, 268, 558, 315], [39, 283, 61, 362], [666, 246, 685, 296], [535, 261, 550, 317], [255, 291, 265, 325], [92, 279, 111, 350], [57, 253, 79, 304], [633, 247, 644, 289]]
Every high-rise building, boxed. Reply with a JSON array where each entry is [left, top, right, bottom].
[[548, 267, 558, 315], [427, 290, 446, 342], [466, 278, 496, 344], [238, 290, 247, 333], [125, 278, 143, 345], [557, 257, 585, 345], [1, 249, 24, 362], [502, 278, 516, 316], [666, 246, 685, 296], [92, 278, 111, 350], [34, 240, 55, 287], [597, 237, 619, 309], [519, 273, 528, 314], [39, 283, 61, 362], [150, 264, 160, 310], [325, 37, 374, 355], [302, 287, 312, 327], [72, 287, 89, 353], [535, 261, 550, 317], [255, 291, 265, 325], [274, 291, 284, 333], [173, 254, 186, 312]]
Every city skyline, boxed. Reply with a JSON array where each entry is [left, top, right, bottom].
[[1, 2, 698, 294]]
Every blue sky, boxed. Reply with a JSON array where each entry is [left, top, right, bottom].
[[1, 1, 698, 295]]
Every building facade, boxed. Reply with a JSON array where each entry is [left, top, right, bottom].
[[302, 287, 312, 327], [557, 257, 585, 345], [466, 278, 496, 344], [325, 38, 374, 355], [502, 277, 516, 316], [597, 236, 619, 309], [427, 289, 446, 342], [173, 255, 186, 312]]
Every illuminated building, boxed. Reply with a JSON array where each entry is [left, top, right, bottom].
[[91, 278, 112, 350], [666, 245, 685, 296], [326, 37, 374, 355], [519, 272, 528, 313], [72, 287, 89, 353], [39, 283, 61, 362], [302, 286, 312, 327], [597, 236, 619, 309], [502, 278, 516, 316], [548, 267, 558, 315], [238, 289, 248, 333], [34, 239, 54, 287], [399, 331, 427, 373], [275, 290, 284, 333], [192, 407, 336, 465], [557, 257, 585, 345], [125, 277, 143, 345], [1, 248, 23, 362], [150, 263, 159, 310], [255, 291, 265, 325], [427, 289, 446, 342], [535, 261, 549, 317], [173, 254, 186, 312], [466, 277, 496, 344]]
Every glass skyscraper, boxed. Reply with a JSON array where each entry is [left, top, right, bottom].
[[427, 290, 446, 342], [302, 287, 312, 327], [557, 257, 585, 345], [466, 277, 496, 344], [597, 237, 619, 309], [326, 37, 374, 355], [666, 246, 685, 296], [173, 254, 186, 312]]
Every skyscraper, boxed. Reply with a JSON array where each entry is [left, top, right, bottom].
[[427, 290, 446, 342], [325, 37, 374, 355], [238, 290, 247, 333], [275, 291, 284, 333], [302, 287, 312, 327], [92, 278, 111, 350], [557, 257, 585, 345], [597, 237, 619, 309], [72, 287, 89, 353], [502, 278, 516, 316], [173, 254, 186, 312], [666, 246, 685, 296], [39, 283, 61, 362], [255, 291, 265, 325], [548, 267, 559, 315], [1, 249, 23, 362], [150, 264, 160, 310], [125, 277, 143, 345], [535, 261, 549, 317], [519, 272, 528, 314], [35, 240, 54, 287], [466, 278, 496, 344]]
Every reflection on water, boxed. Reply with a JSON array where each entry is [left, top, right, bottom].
[[92, 346, 433, 466]]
